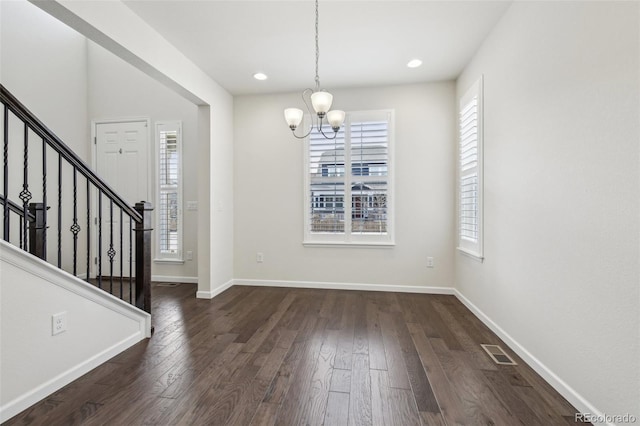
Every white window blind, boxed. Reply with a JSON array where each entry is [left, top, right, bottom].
[[305, 110, 394, 245], [458, 78, 483, 259], [156, 121, 183, 261]]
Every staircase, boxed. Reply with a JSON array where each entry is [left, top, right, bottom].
[[0, 84, 152, 312], [0, 84, 153, 422]]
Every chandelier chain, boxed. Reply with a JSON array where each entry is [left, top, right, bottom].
[[284, 0, 342, 140], [315, 0, 320, 90]]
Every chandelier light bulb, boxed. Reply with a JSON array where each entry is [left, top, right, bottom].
[[327, 110, 345, 131], [310, 91, 333, 117], [284, 108, 304, 130]]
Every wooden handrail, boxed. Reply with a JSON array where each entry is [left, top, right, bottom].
[[0, 194, 34, 221], [0, 84, 142, 222]]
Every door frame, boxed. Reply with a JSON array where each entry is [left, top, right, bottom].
[[90, 117, 152, 278]]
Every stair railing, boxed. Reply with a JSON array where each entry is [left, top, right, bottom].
[[0, 84, 152, 314]]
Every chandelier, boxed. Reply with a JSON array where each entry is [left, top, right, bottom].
[[284, 0, 345, 140]]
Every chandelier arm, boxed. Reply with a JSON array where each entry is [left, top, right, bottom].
[[289, 88, 316, 139], [301, 88, 315, 118], [318, 116, 339, 140], [291, 126, 314, 139]]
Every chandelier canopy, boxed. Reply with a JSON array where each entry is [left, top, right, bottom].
[[284, 0, 345, 140]]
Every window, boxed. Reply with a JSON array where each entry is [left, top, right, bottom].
[[155, 121, 183, 261], [304, 110, 394, 245], [458, 78, 483, 260]]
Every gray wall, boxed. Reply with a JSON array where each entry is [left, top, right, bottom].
[[234, 82, 456, 289], [87, 42, 200, 281], [456, 1, 639, 418]]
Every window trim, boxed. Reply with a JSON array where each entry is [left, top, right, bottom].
[[303, 109, 395, 246], [154, 120, 184, 262], [457, 77, 484, 261]]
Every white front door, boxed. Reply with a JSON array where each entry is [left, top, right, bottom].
[[94, 120, 149, 279]]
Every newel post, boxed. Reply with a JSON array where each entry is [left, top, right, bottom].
[[134, 201, 153, 314], [28, 202, 46, 260]]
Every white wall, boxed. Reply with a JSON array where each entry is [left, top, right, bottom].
[[87, 42, 199, 281], [1, 0, 91, 275], [0, 0, 88, 161], [0, 241, 150, 422], [234, 82, 455, 289], [33, 0, 235, 296], [456, 1, 639, 420]]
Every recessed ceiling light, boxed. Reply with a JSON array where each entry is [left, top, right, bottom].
[[407, 59, 422, 68], [253, 72, 268, 81]]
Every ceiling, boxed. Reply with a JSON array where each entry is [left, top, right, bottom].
[[123, 1, 512, 96]]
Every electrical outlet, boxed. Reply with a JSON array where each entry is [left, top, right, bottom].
[[186, 250, 193, 261], [186, 201, 198, 211], [256, 252, 264, 263], [427, 257, 434, 268], [52, 312, 67, 335]]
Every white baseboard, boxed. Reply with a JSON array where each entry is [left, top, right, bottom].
[[196, 279, 234, 299], [0, 332, 143, 423], [233, 278, 455, 295], [453, 289, 607, 425], [152, 275, 198, 284]]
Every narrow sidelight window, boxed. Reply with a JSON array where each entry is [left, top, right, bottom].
[[458, 78, 483, 260], [156, 121, 182, 261]]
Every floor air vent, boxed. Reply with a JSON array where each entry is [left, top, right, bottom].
[[481, 344, 517, 365], [156, 283, 180, 287]]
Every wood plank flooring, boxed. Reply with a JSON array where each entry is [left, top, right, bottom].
[[4, 284, 588, 425]]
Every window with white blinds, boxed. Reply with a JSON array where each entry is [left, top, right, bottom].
[[156, 121, 183, 261], [305, 110, 394, 245], [458, 78, 483, 259]]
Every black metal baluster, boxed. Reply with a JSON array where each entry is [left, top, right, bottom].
[[86, 179, 90, 282], [41, 138, 47, 260], [108, 198, 115, 293], [19, 123, 31, 250], [98, 190, 102, 289], [129, 216, 133, 303], [3, 104, 9, 242], [57, 153, 62, 268], [70, 168, 80, 276], [120, 208, 123, 299], [19, 216, 22, 247]]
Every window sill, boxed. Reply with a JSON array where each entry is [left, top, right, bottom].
[[456, 247, 484, 262], [154, 258, 184, 265], [303, 241, 395, 248]]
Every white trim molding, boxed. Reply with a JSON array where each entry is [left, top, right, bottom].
[[152, 275, 197, 284], [453, 289, 607, 425], [0, 334, 141, 423], [456, 247, 484, 262], [196, 279, 234, 299], [233, 278, 454, 295]]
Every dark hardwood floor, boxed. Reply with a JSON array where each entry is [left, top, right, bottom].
[[4, 283, 587, 425]]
